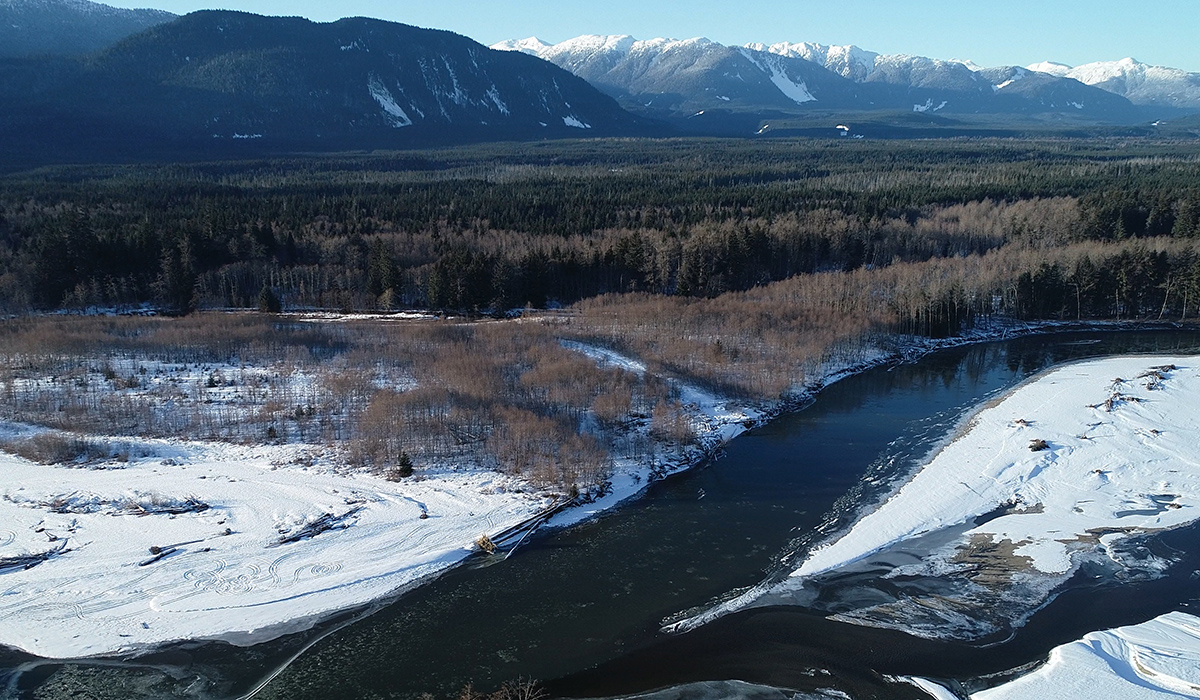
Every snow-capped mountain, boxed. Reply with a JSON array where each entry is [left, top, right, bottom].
[[752, 41, 1144, 116], [1027, 57, 1200, 111], [0, 12, 655, 164], [496, 34, 1145, 126], [494, 34, 863, 118], [748, 41, 879, 81], [0, 0, 175, 57]]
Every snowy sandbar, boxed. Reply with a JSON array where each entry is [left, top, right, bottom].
[[971, 611, 1200, 699], [0, 437, 553, 659]]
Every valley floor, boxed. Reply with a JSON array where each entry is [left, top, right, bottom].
[[2, 323, 1195, 671]]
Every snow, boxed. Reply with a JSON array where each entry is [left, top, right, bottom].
[[913, 99, 947, 112], [514, 34, 639, 70], [489, 36, 552, 56], [562, 115, 592, 129], [5, 323, 1186, 662], [898, 677, 959, 700], [367, 75, 412, 128], [739, 49, 816, 104], [288, 310, 439, 323], [1027, 57, 1200, 108], [1026, 61, 1072, 78], [993, 76, 1021, 92], [0, 337, 761, 661], [0, 435, 553, 659], [753, 41, 879, 81], [485, 86, 509, 115], [665, 352, 1200, 636], [971, 612, 1200, 699], [788, 356, 1200, 580]]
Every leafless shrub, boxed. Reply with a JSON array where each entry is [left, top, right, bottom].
[[442, 678, 546, 700], [650, 400, 696, 444], [8, 491, 208, 516], [1028, 439, 1050, 452], [0, 433, 111, 466], [490, 678, 547, 700]]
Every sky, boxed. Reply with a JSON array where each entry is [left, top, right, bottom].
[[102, 0, 1200, 73]]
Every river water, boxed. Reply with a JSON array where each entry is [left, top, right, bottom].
[[6, 330, 1200, 700]]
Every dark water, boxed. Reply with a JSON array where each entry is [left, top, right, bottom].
[[7, 330, 1200, 700]]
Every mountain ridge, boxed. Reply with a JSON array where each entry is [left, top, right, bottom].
[[494, 34, 1152, 128], [0, 10, 660, 165], [1026, 57, 1200, 111], [0, 0, 175, 57]]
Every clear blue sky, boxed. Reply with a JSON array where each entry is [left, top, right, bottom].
[[105, 0, 1200, 72]]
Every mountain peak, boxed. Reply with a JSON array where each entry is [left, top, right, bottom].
[[1026, 61, 1072, 77], [489, 36, 551, 55], [753, 41, 879, 81], [1027, 57, 1200, 109]]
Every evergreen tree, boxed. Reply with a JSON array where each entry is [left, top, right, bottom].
[[258, 285, 282, 313]]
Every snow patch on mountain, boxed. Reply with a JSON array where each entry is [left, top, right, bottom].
[[739, 49, 816, 104], [367, 75, 413, 127], [993, 70, 1025, 92], [485, 86, 509, 115]]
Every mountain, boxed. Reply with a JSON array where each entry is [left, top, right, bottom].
[[0, 0, 175, 58], [752, 42, 1142, 120], [494, 35, 866, 117], [0, 11, 656, 164], [1027, 57, 1200, 112], [496, 35, 1144, 130], [747, 41, 879, 81]]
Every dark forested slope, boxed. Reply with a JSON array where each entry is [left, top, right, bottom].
[[0, 11, 657, 164]]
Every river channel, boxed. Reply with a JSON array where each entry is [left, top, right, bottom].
[[5, 329, 1200, 700]]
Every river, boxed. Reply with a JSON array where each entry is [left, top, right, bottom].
[[6, 329, 1200, 700]]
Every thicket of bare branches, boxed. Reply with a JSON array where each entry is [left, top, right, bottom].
[[4, 231, 1198, 486], [569, 237, 1200, 399], [0, 314, 675, 489]]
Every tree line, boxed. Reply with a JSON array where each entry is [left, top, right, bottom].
[[2, 139, 1199, 315]]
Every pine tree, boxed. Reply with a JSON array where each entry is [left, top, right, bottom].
[[258, 285, 282, 313]]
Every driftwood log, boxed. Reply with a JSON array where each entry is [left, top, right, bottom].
[[0, 541, 68, 571]]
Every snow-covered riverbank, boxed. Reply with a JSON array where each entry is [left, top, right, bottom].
[[796, 355, 1200, 580], [0, 437, 557, 659], [0, 324, 1192, 661], [908, 611, 1200, 699], [972, 611, 1200, 699], [678, 354, 1200, 640], [0, 339, 768, 660]]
